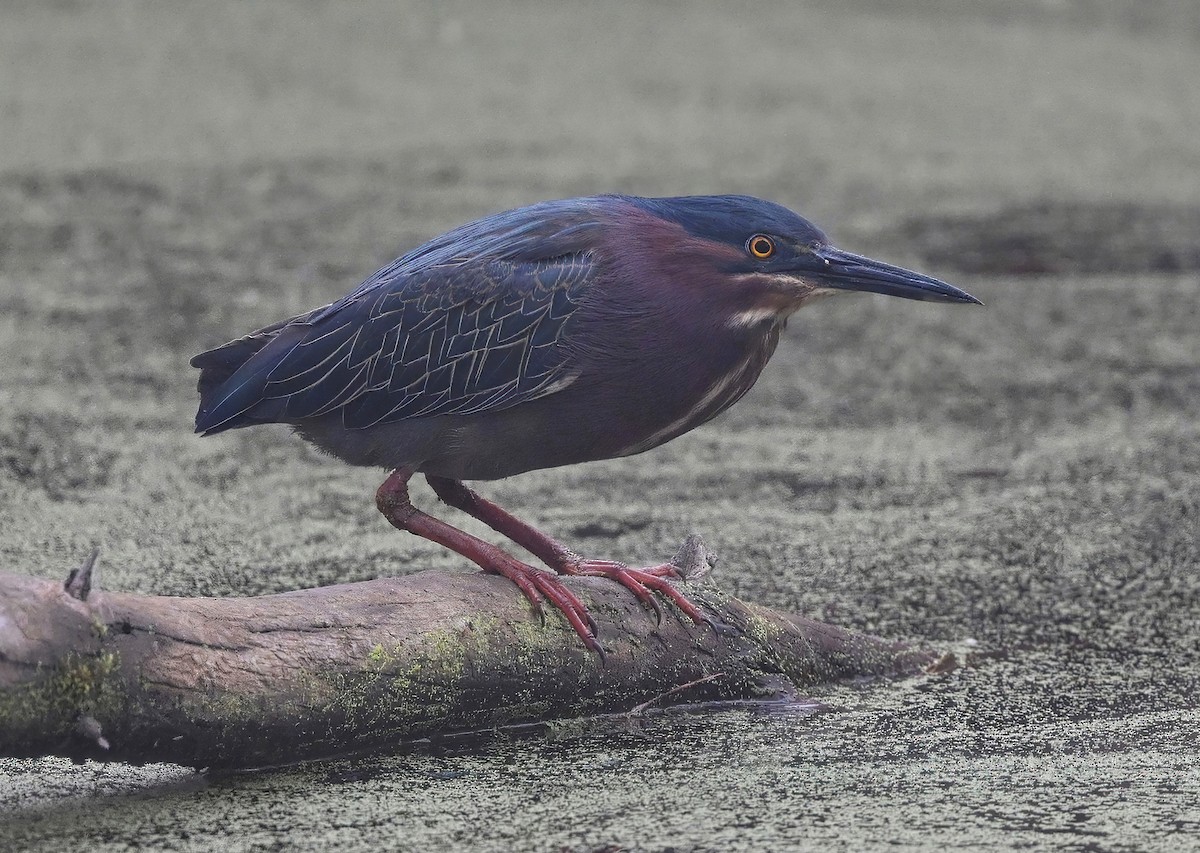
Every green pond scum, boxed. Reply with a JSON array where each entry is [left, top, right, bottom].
[[3, 0, 1200, 850]]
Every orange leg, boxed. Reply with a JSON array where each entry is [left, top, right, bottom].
[[375, 468, 602, 657], [425, 475, 709, 627]]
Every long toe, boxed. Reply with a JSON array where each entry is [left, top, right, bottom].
[[486, 556, 604, 658], [570, 560, 709, 626]]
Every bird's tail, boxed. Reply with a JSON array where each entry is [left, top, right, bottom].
[[190, 318, 298, 435]]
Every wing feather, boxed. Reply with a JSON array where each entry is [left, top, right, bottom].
[[224, 255, 594, 430], [193, 197, 614, 434]]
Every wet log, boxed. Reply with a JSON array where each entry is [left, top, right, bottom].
[[0, 539, 933, 771]]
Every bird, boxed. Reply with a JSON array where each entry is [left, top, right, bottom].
[[192, 194, 979, 656]]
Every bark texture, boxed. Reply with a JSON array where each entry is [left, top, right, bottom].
[[0, 541, 932, 770]]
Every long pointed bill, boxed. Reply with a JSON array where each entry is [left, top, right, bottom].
[[811, 246, 981, 304]]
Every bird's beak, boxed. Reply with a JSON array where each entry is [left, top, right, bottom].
[[802, 246, 981, 305]]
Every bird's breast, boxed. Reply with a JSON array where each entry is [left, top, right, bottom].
[[611, 320, 783, 457], [392, 317, 782, 480]]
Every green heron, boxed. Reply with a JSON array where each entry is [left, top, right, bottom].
[[193, 194, 979, 656]]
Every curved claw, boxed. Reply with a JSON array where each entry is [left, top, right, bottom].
[[609, 567, 664, 625], [376, 470, 606, 658], [484, 556, 604, 659], [568, 559, 708, 627], [705, 617, 740, 637], [564, 559, 662, 623]]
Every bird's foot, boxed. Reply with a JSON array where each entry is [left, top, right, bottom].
[[377, 468, 605, 658], [482, 556, 605, 660], [559, 558, 708, 627], [420, 474, 717, 643]]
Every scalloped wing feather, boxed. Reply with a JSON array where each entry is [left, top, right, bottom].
[[193, 253, 594, 433]]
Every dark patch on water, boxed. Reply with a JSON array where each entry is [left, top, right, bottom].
[[0, 412, 118, 499], [892, 201, 1200, 274]]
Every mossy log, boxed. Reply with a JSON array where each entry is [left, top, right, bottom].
[[0, 539, 933, 771]]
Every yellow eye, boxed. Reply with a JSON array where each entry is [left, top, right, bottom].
[[747, 234, 775, 259]]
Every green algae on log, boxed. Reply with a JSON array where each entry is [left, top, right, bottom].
[[0, 539, 932, 770]]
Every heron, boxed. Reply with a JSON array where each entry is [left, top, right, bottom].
[[192, 194, 979, 656]]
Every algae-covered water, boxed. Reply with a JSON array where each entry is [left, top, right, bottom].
[[4, 657, 1197, 850], [2, 1, 1199, 850]]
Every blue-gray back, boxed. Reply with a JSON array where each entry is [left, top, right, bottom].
[[192, 198, 614, 434]]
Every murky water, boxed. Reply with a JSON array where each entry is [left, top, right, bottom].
[[3, 2, 1200, 850], [4, 645, 1197, 851]]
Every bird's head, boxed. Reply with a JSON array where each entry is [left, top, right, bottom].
[[624, 195, 980, 325]]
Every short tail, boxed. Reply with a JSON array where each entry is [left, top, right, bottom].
[[191, 318, 299, 435]]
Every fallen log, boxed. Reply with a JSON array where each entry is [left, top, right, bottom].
[[0, 538, 933, 770]]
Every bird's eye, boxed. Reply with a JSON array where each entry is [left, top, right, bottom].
[[747, 235, 775, 259]]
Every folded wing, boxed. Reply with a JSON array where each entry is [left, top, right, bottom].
[[192, 253, 594, 434]]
